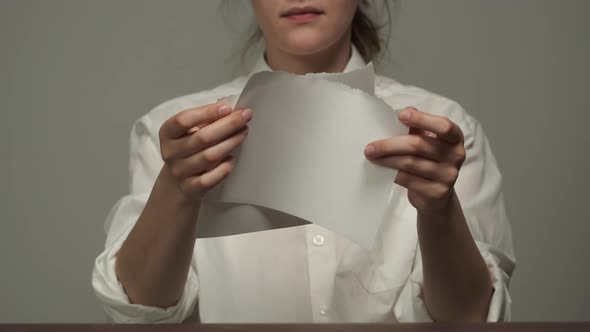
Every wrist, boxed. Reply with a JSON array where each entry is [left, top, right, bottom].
[[158, 165, 201, 213], [416, 189, 459, 226]]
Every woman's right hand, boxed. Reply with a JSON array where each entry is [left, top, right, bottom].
[[159, 102, 253, 199]]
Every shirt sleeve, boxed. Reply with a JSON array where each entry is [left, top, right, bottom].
[[394, 104, 516, 322], [91, 116, 199, 323]]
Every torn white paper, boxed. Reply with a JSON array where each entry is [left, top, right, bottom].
[[199, 64, 406, 249]]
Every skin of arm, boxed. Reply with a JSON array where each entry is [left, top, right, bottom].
[[365, 108, 492, 322], [115, 104, 252, 307], [417, 191, 492, 322], [115, 166, 200, 307]]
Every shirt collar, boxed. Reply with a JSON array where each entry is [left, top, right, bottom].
[[248, 45, 366, 76]]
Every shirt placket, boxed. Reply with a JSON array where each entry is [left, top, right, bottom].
[[306, 224, 337, 322]]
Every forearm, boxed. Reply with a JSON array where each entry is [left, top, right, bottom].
[[418, 190, 492, 322], [115, 165, 200, 308]]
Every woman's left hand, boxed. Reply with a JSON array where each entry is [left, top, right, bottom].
[[364, 107, 466, 215]]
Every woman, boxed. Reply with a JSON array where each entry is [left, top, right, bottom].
[[92, 0, 515, 323]]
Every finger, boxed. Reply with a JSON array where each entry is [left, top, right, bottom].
[[409, 127, 437, 138], [365, 134, 453, 162], [187, 115, 223, 134], [177, 108, 252, 158], [198, 156, 236, 188], [398, 107, 463, 144], [170, 126, 248, 178], [180, 156, 236, 194], [160, 102, 233, 139], [373, 156, 459, 184], [394, 171, 451, 201]]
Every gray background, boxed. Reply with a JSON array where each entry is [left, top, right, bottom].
[[1, 0, 588, 323]]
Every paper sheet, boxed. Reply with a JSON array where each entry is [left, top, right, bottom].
[[198, 64, 407, 249]]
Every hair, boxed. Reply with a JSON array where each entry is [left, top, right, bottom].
[[222, 1, 398, 69], [351, 0, 393, 63]]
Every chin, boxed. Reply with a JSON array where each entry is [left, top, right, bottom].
[[281, 31, 336, 56]]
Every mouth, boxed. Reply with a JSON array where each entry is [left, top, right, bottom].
[[280, 6, 325, 22]]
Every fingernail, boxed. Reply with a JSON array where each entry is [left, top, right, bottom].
[[241, 108, 253, 121], [218, 105, 232, 116], [399, 109, 411, 121], [364, 144, 375, 156]]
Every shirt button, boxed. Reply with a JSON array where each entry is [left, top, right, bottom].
[[320, 305, 329, 316], [312, 234, 325, 246]]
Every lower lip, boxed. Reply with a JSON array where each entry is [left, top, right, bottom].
[[284, 13, 323, 22]]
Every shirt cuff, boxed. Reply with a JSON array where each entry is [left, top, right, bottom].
[[393, 277, 434, 322], [91, 235, 199, 323], [394, 243, 512, 322], [478, 242, 513, 322]]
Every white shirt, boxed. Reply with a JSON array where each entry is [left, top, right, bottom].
[[92, 46, 515, 323]]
